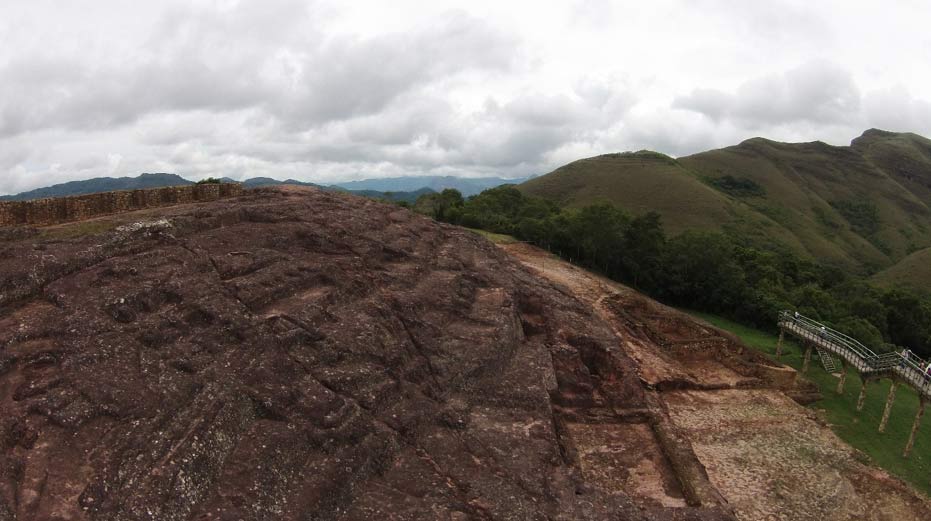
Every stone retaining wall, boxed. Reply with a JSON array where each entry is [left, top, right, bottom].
[[0, 183, 244, 227]]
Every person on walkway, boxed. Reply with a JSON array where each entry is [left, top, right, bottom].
[[901, 348, 911, 368], [926, 361, 931, 380], [819, 326, 826, 339]]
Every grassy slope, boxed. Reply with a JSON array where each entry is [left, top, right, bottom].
[[687, 310, 931, 497], [872, 246, 931, 294], [520, 131, 931, 273], [518, 152, 794, 240], [517, 152, 731, 233], [854, 129, 931, 207], [466, 227, 518, 244], [38, 219, 120, 240], [681, 137, 931, 270]]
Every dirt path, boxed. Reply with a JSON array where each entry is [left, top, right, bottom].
[[500, 242, 931, 521], [503, 243, 754, 389]]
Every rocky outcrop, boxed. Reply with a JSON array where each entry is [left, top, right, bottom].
[[0, 186, 734, 520]]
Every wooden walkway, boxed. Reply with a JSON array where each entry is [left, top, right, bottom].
[[777, 311, 930, 457]]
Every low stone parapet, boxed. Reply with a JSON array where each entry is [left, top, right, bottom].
[[0, 183, 244, 227]]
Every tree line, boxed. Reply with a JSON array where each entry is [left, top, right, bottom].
[[413, 186, 931, 359]]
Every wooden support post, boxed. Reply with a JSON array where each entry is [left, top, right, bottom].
[[856, 379, 868, 412], [836, 361, 847, 395], [903, 399, 926, 458], [776, 329, 784, 358], [879, 381, 898, 433], [801, 343, 813, 374]]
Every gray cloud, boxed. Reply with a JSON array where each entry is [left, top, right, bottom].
[[674, 61, 860, 128], [0, 4, 520, 141], [693, 0, 833, 46], [0, 0, 312, 138], [862, 87, 931, 133], [269, 12, 522, 127], [1, 1, 931, 195]]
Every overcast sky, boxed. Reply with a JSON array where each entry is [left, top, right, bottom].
[[1, 0, 930, 195]]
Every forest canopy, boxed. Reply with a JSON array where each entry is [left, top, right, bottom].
[[415, 185, 931, 358]]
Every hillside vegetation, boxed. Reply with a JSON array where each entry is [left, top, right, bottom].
[[518, 151, 739, 233], [872, 246, 931, 292], [520, 130, 931, 276], [414, 185, 931, 359]]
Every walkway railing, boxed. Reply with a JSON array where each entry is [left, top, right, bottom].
[[777, 310, 930, 456], [778, 311, 931, 393]]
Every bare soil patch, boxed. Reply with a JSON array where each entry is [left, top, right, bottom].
[[566, 421, 687, 508], [666, 389, 929, 521]]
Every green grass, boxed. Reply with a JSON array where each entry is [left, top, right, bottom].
[[519, 154, 734, 234], [686, 310, 931, 497], [466, 227, 518, 244], [39, 219, 118, 240], [872, 246, 931, 294]]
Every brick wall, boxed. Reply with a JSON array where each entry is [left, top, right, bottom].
[[0, 183, 244, 227]]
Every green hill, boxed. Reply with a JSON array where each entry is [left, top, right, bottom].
[[853, 129, 931, 206], [520, 130, 931, 274], [517, 151, 733, 232], [871, 246, 931, 293]]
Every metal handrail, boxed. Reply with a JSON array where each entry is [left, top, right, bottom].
[[778, 310, 878, 359], [900, 351, 930, 376], [778, 310, 931, 395]]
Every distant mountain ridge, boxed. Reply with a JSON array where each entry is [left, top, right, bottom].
[[0, 173, 193, 201], [239, 178, 323, 189], [0, 175, 435, 204], [0, 174, 528, 202], [519, 129, 931, 283], [333, 175, 534, 196]]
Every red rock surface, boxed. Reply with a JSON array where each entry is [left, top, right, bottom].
[[0, 187, 732, 520]]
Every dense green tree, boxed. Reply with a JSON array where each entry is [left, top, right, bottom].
[[416, 189, 464, 222], [435, 189, 465, 221], [791, 284, 842, 322], [516, 217, 550, 247], [563, 204, 628, 271], [660, 232, 746, 312], [882, 291, 931, 355], [834, 316, 885, 351], [412, 186, 931, 359], [620, 211, 665, 289]]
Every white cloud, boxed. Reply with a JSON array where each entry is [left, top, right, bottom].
[[674, 61, 861, 128], [862, 86, 931, 133], [1, 0, 931, 195]]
